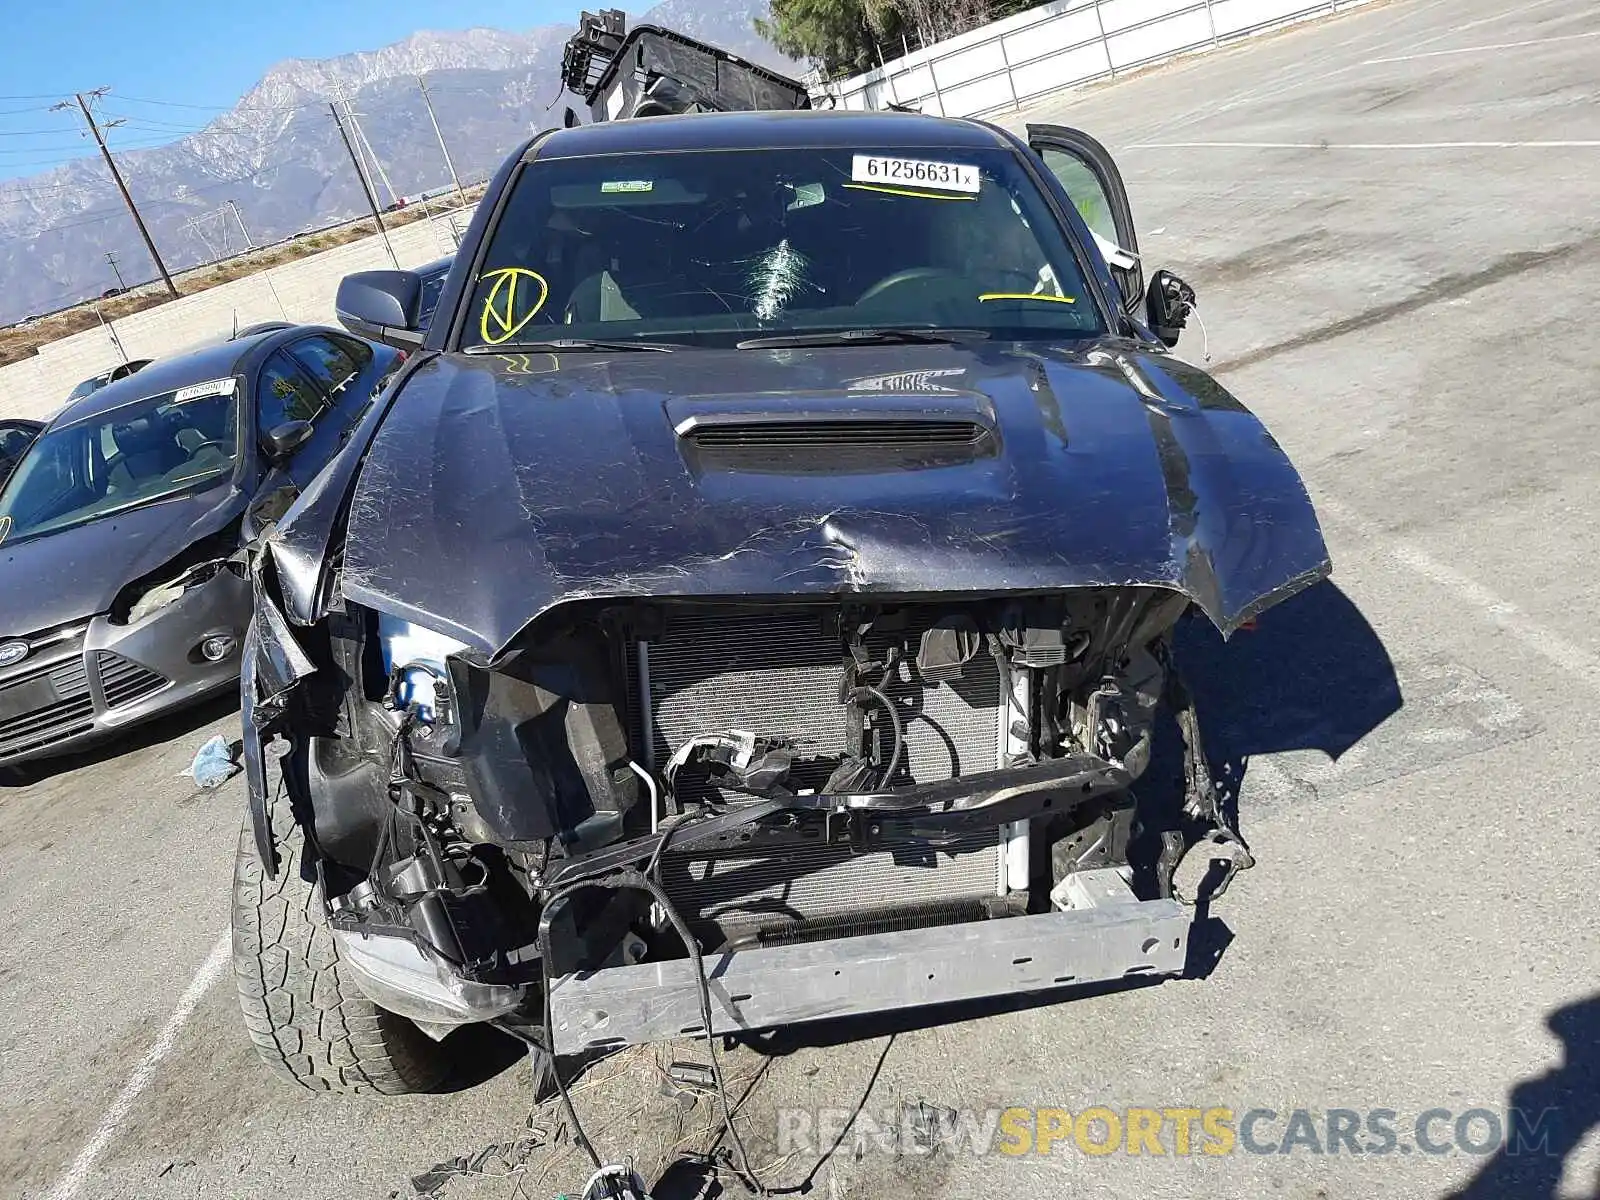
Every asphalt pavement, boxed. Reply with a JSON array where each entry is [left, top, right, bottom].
[[3, 0, 1598, 1196]]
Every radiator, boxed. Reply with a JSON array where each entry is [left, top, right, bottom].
[[635, 608, 1008, 938]]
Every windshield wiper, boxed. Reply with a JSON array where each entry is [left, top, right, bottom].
[[465, 338, 678, 354], [735, 328, 990, 350]]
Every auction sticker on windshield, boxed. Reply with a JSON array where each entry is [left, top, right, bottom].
[[172, 377, 238, 404], [851, 155, 980, 193]]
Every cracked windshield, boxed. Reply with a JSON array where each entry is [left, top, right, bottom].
[[463, 146, 1104, 349]]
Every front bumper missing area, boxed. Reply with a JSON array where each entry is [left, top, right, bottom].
[[548, 868, 1188, 1055], [333, 928, 530, 1040]]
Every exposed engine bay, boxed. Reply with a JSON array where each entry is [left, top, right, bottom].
[[258, 581, 1247, 1048]]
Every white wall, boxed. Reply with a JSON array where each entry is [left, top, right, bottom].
[[820, 0, 1373, 117], [0, 208, 470, 423]]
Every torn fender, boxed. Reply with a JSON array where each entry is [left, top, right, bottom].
[[333, 340, 1330, 653], [241, 549, 321, 877]]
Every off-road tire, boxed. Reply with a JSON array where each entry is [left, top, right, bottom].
[[231, 784, 446, 1094]]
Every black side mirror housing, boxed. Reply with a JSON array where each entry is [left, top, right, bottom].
[[335, 269, 425, 350], [263, 420, 314, 464], [1146, 269, 1196, 348]]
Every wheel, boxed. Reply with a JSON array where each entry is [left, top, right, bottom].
[[231, 778, 447, 1094]]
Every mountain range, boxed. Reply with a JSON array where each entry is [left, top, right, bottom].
[[0, 1, 797, 325]]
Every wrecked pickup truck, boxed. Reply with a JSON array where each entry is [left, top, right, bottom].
[[233, 108, 1329, 1095]]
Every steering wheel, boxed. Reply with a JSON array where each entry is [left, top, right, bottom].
[[185, 440, 231, 455], [856, 267, 965, 305]]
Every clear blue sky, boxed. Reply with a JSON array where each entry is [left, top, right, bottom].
[[0, 0, 645, 181]]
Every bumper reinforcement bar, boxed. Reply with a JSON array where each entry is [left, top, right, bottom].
[[548, 868, 1188, 1054]]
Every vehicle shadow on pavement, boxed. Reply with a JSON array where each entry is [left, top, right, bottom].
[[0, 690, 242, 788], [432, 1023, 527, 1092], [1442, 993, 1600, 1200], [738, 974, 1173, 1057], [1173, 578, 1403, 825]]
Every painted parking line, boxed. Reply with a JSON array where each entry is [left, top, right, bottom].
[[1127, 141, 1600, 150], [1315, 495, 1600, 698], [43, 931, 232, 1200], [1362, 28, 1600, 64]]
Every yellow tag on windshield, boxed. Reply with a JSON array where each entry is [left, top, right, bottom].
[[478, 268, 550, 345]]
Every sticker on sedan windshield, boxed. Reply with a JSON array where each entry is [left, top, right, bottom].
[[600, 179, 653, 193], [851, 155, 980, 193], [172, 377, 238, 404]]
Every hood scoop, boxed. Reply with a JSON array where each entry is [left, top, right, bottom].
[[671, 398, 998, 474]]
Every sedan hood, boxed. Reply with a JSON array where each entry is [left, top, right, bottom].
[[338, 340, 1329, 653], [0, 484, 245, 633]]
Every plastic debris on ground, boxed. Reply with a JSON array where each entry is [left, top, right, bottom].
[[180, 734, 243, 789], [409, 1127, 550, 1197]]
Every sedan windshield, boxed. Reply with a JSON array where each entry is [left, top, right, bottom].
[[0, 381, 241, 546], [459, 144, 1103, 350]]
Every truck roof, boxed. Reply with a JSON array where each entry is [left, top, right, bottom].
[[528, 109, 1011, 160]]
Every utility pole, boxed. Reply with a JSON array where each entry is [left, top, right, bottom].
[[54, 89, 178, 298], [226, 201, 254, 249], [93, 305, 130, 364], [330, 103, 400, 268], [417, 74, 466, 204], [228, 200, 288, 318], [182, 213, 221, 264], [104, 251, 125, 292], [333, 81, 399, 209]]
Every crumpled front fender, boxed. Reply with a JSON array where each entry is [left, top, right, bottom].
[[241, 544, 322, 879]]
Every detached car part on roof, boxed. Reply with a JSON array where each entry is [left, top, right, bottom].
[[240, 111, 1329, 1097], [560, 8, 812, 123]]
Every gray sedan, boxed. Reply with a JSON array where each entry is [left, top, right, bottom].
[[0, 324, 399, 764]]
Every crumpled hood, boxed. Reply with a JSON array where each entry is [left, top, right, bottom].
[[339, 340, 1329, 653], [0, 484, 245, 633]]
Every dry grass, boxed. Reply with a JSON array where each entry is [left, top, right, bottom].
[[0, 185, 484, 368]]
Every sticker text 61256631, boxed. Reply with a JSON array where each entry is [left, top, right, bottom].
[[851, 155, 980, 194]]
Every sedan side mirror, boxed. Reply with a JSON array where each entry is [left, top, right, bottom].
[[1146, 269, 1196, 348], [335, 269, 425, 350], [263, 420, 314, 464]]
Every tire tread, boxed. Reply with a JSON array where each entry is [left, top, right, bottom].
[[230, 782, 445, 1095]]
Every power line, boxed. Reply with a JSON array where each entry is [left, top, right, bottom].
[[0, 142, 100, 154], [109, 92, 330, 115], [50, 89, 178, 297], [18, 207, 127, 236], [101, 113, 210, 132]]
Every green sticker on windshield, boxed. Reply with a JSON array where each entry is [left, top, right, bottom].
[[601, 180, 653, 194]]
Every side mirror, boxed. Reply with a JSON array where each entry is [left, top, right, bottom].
[[335, 269, 425, 350], [263, 420, 314, 464], [1146, 269, 1196, 348]]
